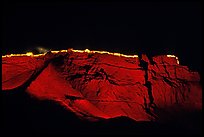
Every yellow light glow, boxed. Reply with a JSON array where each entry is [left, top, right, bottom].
[[167, 55, 176, 58], [85, 49, 91, 53], [1, 49, 142, 59], [176, 57, 179, 64], [26, 52, 33, 56], [33, 54, 45, 57], [70, 49, 138, 58], [2, 49, 139, 58], [167, 55, 179, 64], [51, 51, 59, 53], [60, 50, 68, 52]]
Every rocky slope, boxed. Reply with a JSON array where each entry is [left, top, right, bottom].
[[2, 49, 202, 122]]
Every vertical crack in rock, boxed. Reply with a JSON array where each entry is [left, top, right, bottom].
[[145, 81, 156, 107], [139, 55, 157, 119]]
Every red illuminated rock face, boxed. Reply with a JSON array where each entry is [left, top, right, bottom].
[[2, 50, 202, 122]]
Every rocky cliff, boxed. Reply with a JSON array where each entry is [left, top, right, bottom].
[[2, 49, 202, 122]]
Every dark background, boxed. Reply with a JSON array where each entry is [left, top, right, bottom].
[[2, 1, 202, 72], [1, 1, 202, 136]]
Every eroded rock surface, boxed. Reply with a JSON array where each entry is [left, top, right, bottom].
[[2, 50, 202, 122]]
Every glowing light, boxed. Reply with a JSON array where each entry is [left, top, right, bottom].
[[2, 55, 11, 58], [33, 54, 45, 57], [167, 55, 176, 58], [176, 57, 179, 64], [36, 47, 49, 53], [51, 51, 60, 53], [85, 49, 91, 53], [167, 55, 179, 64], [2, 49, 139, 58], [70, 49, 138, 58], [26, 52, 33, 56], [113, 53, 121, 56], [60, 50, 68, 52], [3, 49, 180, 60], [2, 52, 45, 58]]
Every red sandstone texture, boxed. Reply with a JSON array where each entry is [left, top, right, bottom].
[[2, 50, 202, 122]]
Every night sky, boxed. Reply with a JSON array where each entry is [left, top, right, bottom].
[[2, 2, 202, 72]]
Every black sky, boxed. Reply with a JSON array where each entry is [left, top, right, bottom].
[[2, 1, 202, 72]]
